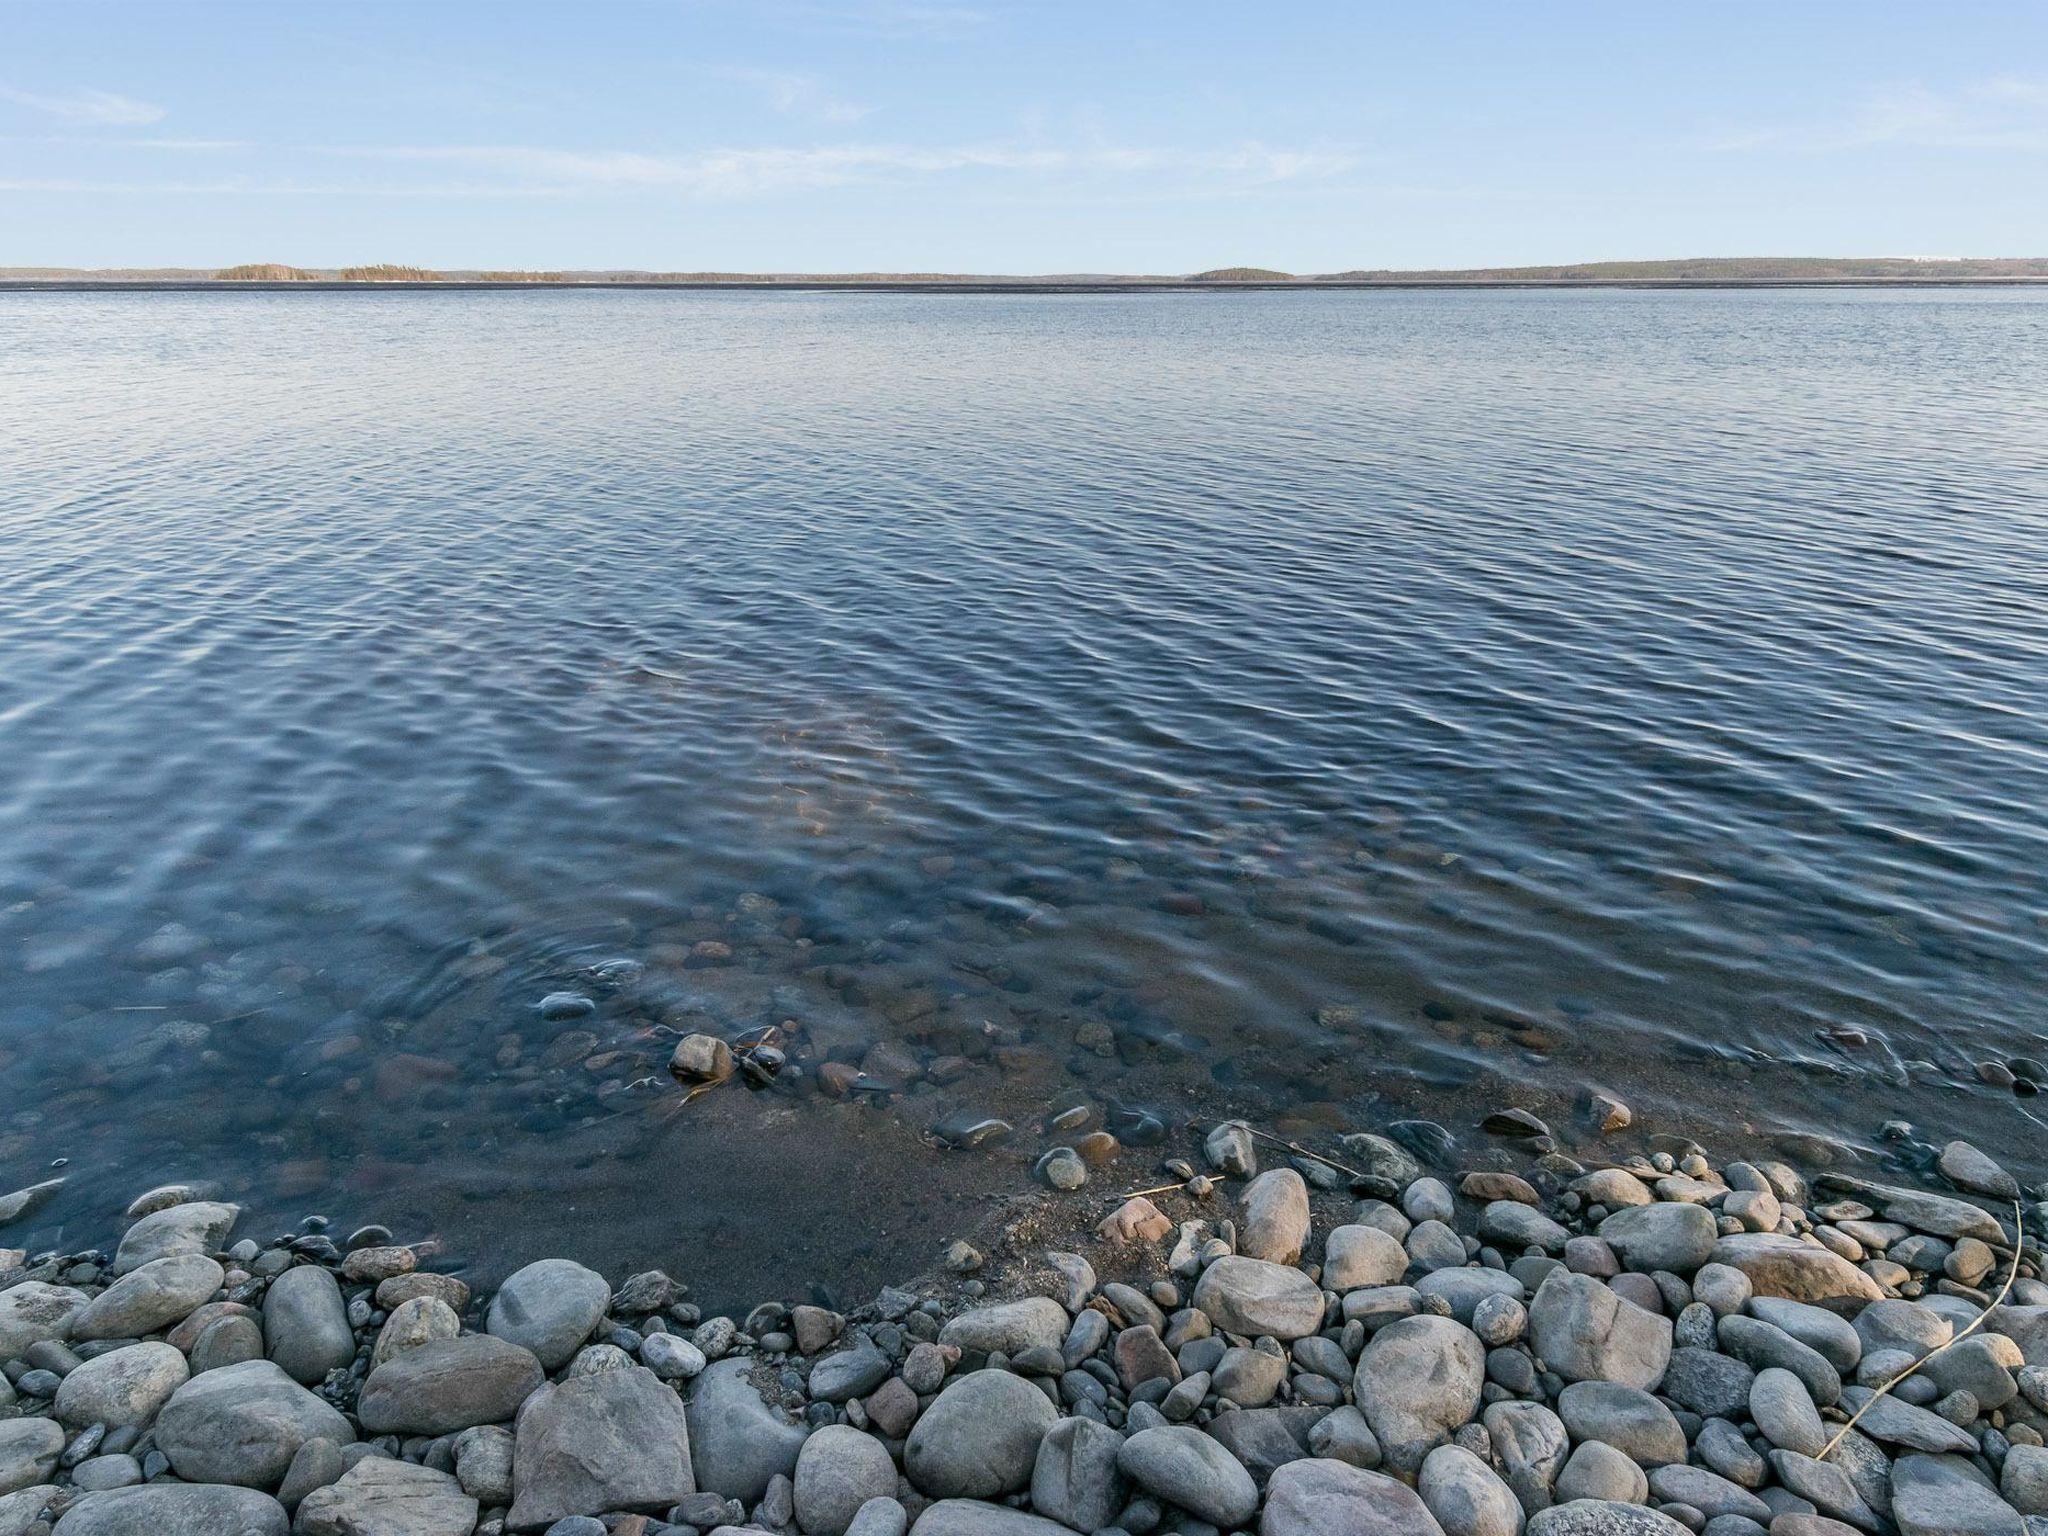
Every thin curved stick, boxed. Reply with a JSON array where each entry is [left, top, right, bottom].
[[1819, 1197, 2024, 1461]]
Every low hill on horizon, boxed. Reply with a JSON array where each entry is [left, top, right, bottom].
[[3, 256, 2045, 286]]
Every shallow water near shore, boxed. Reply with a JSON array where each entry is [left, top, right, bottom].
[[2, 287, 2045, 1305]]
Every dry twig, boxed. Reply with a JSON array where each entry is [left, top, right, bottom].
[[1819, 1197, 2025, 1461]]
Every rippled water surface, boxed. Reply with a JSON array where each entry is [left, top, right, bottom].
[[3, 288, 2046, 1298]]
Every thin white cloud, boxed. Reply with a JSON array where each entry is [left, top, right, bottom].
[[719, 67, 871, 124], [330, 139, 1357, 198], [0, 85, 165, 127], [763, 1, 988, 39], [1706, 74, 2048, 154]]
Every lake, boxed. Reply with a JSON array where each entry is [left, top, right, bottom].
[[3, 286, 2044, 1304]]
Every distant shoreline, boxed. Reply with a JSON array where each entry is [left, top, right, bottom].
[[7, 276, 2048, 293]]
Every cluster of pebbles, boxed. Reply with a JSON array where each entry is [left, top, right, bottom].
[[3, 1116, 2047, 1536]]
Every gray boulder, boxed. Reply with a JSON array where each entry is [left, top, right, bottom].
[[1526, 1502, 1692, 1536], [905, 1370, 1056, 1500], [795, 1425, 898, 1536], [1261, 1456, 1449, 1536], [1598, 1203, 1717, 1273], [906, 1502, 1075, 1536], [295, 1458, 478, 1536], [1029, 1417, 1127, 1531], [1708, 1235, 1882, 1312], [1483, 1401, 1569, 1490], [1351, 1315, 1484, 1475], [1207, 1403, 1330, 1483], [508, 1364, 694, 1530], [53, 1341, 188, 1428], [1241, 1169, 1312, 1264], [109, 1200, 238, 1274], [687, 1357, 810, 1504], [51, 1483, 287, 1536], [1419, 1444, 1522, 1536], [1527, 1272, 1671, 1390], [485, 1258, 611, 1372], [937, 1297, 1068, 1357], [1890, 1452, 2025, 1536], [357, 1333, 546, 1435], [0, 1420, 63, 1498], [1324, 1225, 1410, 1292], [1117, 1424, 1259, 1528], [1646, 1463, 1772, 1523], [0, 1282, 87, 1360], [1192, 1256, 1328, 1340], [263, 1264, 355, 1385], [1836, 1386, 1977, 1454], [153, 1358, 356, 1488], [1557, 1381, 1684, 1466], [1556, 1441, 1647, 1504], [70, 1254, 223, 1340]]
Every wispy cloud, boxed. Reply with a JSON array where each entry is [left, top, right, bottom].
[[328, 139, 1357, 198], [717, 67, 871, 124], [0, 85, 165, 127], [762, 1, 988, 39], [1706, 74, 2048, 154]]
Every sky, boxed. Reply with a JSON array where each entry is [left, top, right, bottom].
[[4, 0, 2047, 272]]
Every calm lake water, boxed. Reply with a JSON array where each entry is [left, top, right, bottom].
[[3, 288, 2045, 1301]]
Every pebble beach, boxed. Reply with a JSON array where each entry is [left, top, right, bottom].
[[4, 1098, 2047, 1536]]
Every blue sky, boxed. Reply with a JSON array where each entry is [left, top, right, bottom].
[[4, 1, 2046, 271]]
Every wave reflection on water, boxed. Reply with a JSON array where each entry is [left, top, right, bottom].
[[1, 287, 2045, 1296]]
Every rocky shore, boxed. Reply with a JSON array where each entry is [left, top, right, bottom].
[[4, 1113, 2048, 1536]]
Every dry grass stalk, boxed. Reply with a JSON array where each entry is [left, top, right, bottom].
[[1818, 1197, 2024, 1461]]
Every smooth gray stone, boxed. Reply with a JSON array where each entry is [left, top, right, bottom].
[[1750, 1367, 1828, 1456], [794, 1424, 898, 1536], [277, 1436, 347, 1511], [508, 1364, 694, 1530], [52, 1341, 187, 1428], [153, 1357, 356, 1488], [1556, 1441, 1648, 1505], [51, 1482, 287, 1536], [0, 1282, 88, 1361], [1241, 1169, 1312, 1264], [295, 1457, 478, 1536], [0, 1419, 63, 1498], [1116, 1424, 1259, 1527], [1716, 1316, 1840, 1407], [1029, 1417, 1127, 1532], [485, 1259, 610, 1373], [1890, 1452, 2026, 1536], [1528, 1271, 1672, 1391], [70, 1255, 223, 1341], [1484, 1399, 1569, 1489], [686, 1357, 809, 1505], [809, 1339, 892, 1403], [1557, 1380, 1685, 1466], [906, 1370, 1056, 1501], [846, 1497, 909, 1536], [1420, 1444, 1523, 1536], [1646, 1463, 1773, 1523], [356, 1334, 546, 1435], [1206, 1404, 1329, 1483], [109, 1201, 239, 1275], [1352, 1314, 1484, 1475], [1191, 1257, 1327, 1341], [1707, 1235, 1882, 1311], [1263, 1455, 1450, 1535], [263, 1264, 355, 1385], [938, 1298, 1069, 1358], [1768, 1449, 1884, 1530], [1837, 1384, 1978, 1453], [905, 1501, 1074, 1536], [1598, 1203, 1718, 1273], [452, 1424, 514, 1506], [1747, 1297, 1862, 1374]]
